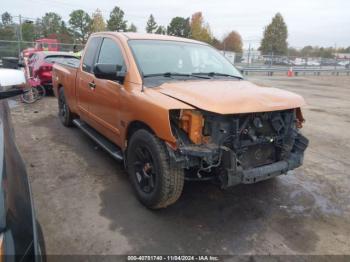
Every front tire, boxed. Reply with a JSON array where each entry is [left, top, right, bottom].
[[127, 129, 184, 209], [58, 88, 74, 127]]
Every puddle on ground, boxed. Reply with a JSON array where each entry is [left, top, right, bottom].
[[281, 174, 344, 217]]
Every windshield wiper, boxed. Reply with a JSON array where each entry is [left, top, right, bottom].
[[143, 72, 210, 79], [193, 72, 243, 80]]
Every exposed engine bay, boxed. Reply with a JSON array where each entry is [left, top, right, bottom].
[[169, 108, 309, 188]]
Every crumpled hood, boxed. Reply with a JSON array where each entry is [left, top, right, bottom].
[[155, 80, 306, 114]]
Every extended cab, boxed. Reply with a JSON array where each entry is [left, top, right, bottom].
[[52, 32, 308, 209]]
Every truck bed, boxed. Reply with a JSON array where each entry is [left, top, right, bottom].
[[52, 60, 79, 108]]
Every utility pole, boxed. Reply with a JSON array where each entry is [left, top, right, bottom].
[[334, 43, 337, 70], [270, 44, 273, 68], [223, 39, 226, 55], [16, 15, 23, 58], [247, 43, 251, 67]]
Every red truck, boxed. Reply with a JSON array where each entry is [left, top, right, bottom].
[[21, 38, 60, 63]]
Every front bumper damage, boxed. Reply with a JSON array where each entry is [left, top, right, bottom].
[[220, 146, 305, 187], [168, 129, 308, 188]]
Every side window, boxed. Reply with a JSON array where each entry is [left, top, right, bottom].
[[97, 38, 125, 68], [82, 37, 102, 73]]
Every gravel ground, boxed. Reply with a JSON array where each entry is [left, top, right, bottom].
[[9, 76, 350, 257]]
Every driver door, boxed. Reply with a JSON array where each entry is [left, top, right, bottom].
[[76, 37, 102, 120], [88, 37, 126, 145]]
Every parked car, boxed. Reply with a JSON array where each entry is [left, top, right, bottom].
[[264, 57, 291, 66], [1, 57, 19, 69], [52, 33, 309, 209], [320, 58, 337, 66], [292, 58, 307, 66], [306, 60, 320, 66], [338, 60, 350, 67], [26, 51, 79, 91], [0, 69, 45, 261]]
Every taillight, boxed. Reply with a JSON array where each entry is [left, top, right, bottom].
[[38, 65, 53, 80], [40, 65, 52, 71]]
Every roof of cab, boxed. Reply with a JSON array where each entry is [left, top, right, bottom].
[[91, 32, 207, 45]]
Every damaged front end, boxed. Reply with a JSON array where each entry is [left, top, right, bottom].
[[168, 108, 309, 188]]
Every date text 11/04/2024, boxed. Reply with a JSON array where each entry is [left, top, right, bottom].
[[127, 255, 220, 261]]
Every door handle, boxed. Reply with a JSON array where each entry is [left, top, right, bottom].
[[88, 81, 96, 89]]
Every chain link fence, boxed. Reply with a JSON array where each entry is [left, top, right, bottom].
[[0, 40, 84, 57], [1, 38, 349, 72], [0, 39, 84, 60], [221, 50, 350, 69]]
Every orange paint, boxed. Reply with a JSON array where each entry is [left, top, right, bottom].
[[52, 32, 306, 151], [180, 110, 204, 144]]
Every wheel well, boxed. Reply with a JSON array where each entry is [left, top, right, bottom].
[[56, 84, 63, 97], [126, 121, 155, 144]]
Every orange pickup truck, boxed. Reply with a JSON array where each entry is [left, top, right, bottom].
[[52, 32, 308, 209]]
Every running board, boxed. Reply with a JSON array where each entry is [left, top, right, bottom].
[[73, 119, 123, 161]]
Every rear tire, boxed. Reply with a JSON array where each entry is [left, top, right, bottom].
[[58, 88, 74, 127], [127, 129, 184, 209]]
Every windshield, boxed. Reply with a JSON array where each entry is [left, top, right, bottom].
[[128, 40, 242, 78]]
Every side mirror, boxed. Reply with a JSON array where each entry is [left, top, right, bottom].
[[93, 63, 125, 83], [0, 69, 26, 100]]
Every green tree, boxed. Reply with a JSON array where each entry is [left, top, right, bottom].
[[167, 17, 191, 38], [299, 46, 335, 58], [155, 25, 166, 35], [21, 22, 35, 42], [190, 12, 212, 44], [146, 14, 157, 33], [287, 47, 300, 57], [259, 13, 288, 55], [321, 47, 334, 58], [0, 12, 15, 40], [58, 21, 74, 43], [33, 18, 44, 39], [69, 10, 91, 43], [91, 9, 106, 32], [107, 6, 127, 31], [222, 31, 243, 53], [41, 12, 62, 37], [1, 12, 13, 26], [127, 23, 137, 32], [0, 25, 15, 40], [337, 47, 350, 53], [300, 45, 313, 57]]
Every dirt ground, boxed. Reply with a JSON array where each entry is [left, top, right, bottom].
[[9, 76, 350, 256]]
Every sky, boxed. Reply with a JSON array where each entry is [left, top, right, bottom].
[[2, 0, 350, 49]]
